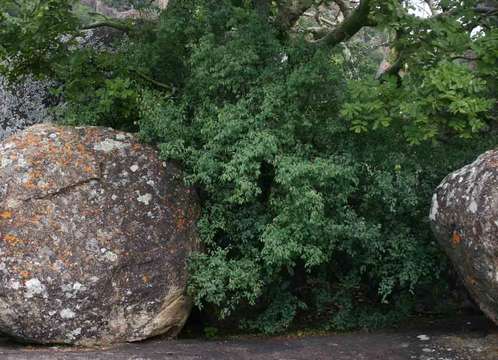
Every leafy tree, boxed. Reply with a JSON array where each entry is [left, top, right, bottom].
[[0, 0, 496, 333]]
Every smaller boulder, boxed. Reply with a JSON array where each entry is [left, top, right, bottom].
[[430, 150, 498, 325]]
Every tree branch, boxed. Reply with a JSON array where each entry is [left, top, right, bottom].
[[276, 0, 321, 32], [375, 3, 492, 80], [130, 69, 175, 93], [314, 0, 374, 47], [474, 3, 498, 14], [304, 11, 338, 27], [333, 0, 352, 17], [81, 21, 133, 33], [81, 11, 135, 33], [423, 0, 438, 16]]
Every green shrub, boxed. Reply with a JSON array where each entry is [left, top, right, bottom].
[[135, 3, 495, 332], [2, 0, 496, 334]]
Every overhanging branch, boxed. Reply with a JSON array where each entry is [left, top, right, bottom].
[[130, 69, 175, 93], [276, 0, 322, 32], [81, 21, 133, 33], [314, 0, 374, 47], [334, 0, 352, 17], [81, 11, 135, 33]]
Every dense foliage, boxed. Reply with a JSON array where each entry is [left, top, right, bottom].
[[1, 0, 496, 333]]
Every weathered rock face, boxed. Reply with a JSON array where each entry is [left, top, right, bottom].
[[0, 76, 53, 141], [430, 150, 498, 325], [0, 124, 200, 345]]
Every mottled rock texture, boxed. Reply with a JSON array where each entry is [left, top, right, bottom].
[[0, 124, 200, 345], [0, 76, 53, 141], [430, 150, 498, 325]]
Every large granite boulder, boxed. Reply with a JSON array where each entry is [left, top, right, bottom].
[[430, 150, 498, 325], [0, 124, 200, 345]]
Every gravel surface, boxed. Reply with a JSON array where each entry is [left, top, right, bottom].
[[0, 315, 496, 360]]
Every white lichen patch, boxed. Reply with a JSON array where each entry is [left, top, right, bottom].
[[137, 193, 153, 206], [72, 282, 85, 292], [94, 139, 130, 153], [469, 199, 478, 214], [53, 260, 65, 271], [25, 278, 47, 299], [417, 335, 430, 341], [6, 198, 20, 209], [66, 327, 82, 340], [2, 142, 15, 150], [7, 279, 20, 290], [60, 308, 76, 319], [104, 251, 118, 262], [16, 155, 27, 168], [1, 157, 13, 168], [430, 194, 439, 221]]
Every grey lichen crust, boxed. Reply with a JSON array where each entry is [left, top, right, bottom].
[[0, 124, 200, 345], [430, 149, 498, 325]]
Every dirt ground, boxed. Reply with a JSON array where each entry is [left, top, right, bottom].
[[0, 315, 496, 360]]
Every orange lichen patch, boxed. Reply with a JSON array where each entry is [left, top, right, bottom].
[[3, 234, 23, 246], [85, 127, 100, 138], [49, 221, 62, 231], [465, 276, 477, 286], [176, 216, 187, 231], [81, 208, 103, 217], [174, 208, 188, 231], [451, 231, 462, 246], [19, 270, 31, 279], [77, 143, 87, 153], [23, 133, 42, 147], [0, 210, 13, 219], [28, 214, 44, 225], [24, 169, 43, 189]]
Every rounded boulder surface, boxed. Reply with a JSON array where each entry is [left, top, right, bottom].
[[430, 149, 498, 325], [0, 124, 200, 345]]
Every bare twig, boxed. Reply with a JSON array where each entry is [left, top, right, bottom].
[[130, 69, 174, 93]]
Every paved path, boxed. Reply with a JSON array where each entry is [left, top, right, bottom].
[[0, 315, 496, 359]]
